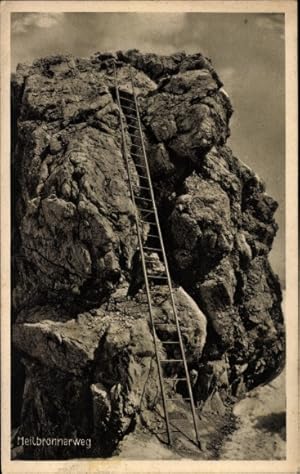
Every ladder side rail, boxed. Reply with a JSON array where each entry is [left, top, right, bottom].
[[129, 66, 202, 450], [113, 62, 172, 446]]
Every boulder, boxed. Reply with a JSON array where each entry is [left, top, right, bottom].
[[13, 285, 206, 458]]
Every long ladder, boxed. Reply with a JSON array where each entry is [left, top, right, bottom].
[[113, 62, 201, 450]]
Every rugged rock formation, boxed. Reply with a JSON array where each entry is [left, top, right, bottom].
[[11, 50, 284, 459]]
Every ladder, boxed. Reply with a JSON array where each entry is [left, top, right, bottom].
[[113, 62, 202, 450]]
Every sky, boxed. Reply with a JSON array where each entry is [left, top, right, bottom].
[[11, 12, 285, 282]]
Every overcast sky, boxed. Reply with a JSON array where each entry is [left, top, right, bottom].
[[11, 12, 285, 282]]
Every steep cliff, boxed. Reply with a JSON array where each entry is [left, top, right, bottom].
[[11, 50, 284, 459]]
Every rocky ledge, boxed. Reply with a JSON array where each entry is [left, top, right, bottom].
[[11, 50, 284, 459]]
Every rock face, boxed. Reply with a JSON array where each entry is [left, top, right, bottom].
[[11, 50, 284, 459]]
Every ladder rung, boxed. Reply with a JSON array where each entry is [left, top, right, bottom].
[[160, 341, 180, 344], [121, 104, 136, 112], [152, 429, 184, 435], [131, 152, 144, 158], [138, 208, 154, 213], [126, 124, 140, 131], [135, 196, 152, 202], [144, 246, 163, 252], [135, 202, 154, 207], [120, 95, 135, 103], [147, 274, 168, 280], [147, 233, 160, 239], [133, 185, 150, 191], [137, 175, 149, 181], [165, 397, 191, 401], [160, 359, 183, 363], [140, 219, 155, 225], [163, 377, 187, 381]]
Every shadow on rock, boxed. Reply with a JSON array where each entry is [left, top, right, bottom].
[[254, 411, 286, 441]]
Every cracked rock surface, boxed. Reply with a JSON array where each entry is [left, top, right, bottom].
[[12, 50, 284, 459]]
